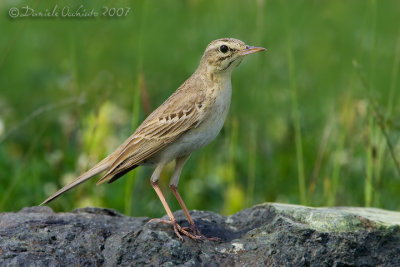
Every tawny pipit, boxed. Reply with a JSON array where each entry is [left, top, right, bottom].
[[41, 38, 265, 241]]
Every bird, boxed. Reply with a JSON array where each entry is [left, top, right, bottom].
[[41, 38, 265, 241]]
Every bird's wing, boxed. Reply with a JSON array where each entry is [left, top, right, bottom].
[[97, 86, 207, 184], [40, 77, 207, 204]]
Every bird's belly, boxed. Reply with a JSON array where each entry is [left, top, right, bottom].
[[176, 109, 228, 152]]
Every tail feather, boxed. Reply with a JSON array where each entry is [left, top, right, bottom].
[[40, 134, 139, 206], [40, 157, 112, 205]]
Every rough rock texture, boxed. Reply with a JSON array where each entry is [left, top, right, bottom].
[[1, 203, 400, 266]]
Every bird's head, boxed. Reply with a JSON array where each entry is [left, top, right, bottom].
[[199, 38, 265, 76]]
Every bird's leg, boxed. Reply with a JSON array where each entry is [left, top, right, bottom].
[[149, 163, 198, 241], [150, 181, 198, 241], [169, 185, 220, 241], [169, 184, 198, 233], [169, 155, 220, 241]]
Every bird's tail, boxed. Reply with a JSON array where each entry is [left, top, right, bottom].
[[40, 156, 113, 206]]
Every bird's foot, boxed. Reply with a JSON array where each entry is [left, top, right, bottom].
[[149, 218, 201, 241], [182, 224, 221, 242]]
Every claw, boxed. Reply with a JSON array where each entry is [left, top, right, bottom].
[[149, 218, 199, 241], [182, 223, 222, 242], [150, 218, 221, 242], [182, 224, 201, 236]]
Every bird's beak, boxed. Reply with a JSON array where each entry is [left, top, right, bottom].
[[241, 46, 266, 56]]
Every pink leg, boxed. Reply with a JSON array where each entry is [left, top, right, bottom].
[[170, 185, 220, 241], [150, 181, 199, 241]]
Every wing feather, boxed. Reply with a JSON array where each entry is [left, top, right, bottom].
[[97, 100, 204, 184]]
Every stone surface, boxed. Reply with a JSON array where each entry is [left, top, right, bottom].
[[1, 203, 400, 266]]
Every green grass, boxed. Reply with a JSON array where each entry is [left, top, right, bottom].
[[0, 0, 400, 217], [282, 0, 306, 205]]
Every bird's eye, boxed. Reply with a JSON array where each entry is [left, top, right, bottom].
[[220, 45, 229, 53]]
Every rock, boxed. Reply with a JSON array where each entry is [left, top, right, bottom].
[[0, 203, 399, 266]]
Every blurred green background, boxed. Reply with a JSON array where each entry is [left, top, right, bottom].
[[1, 0, 399, 217]]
